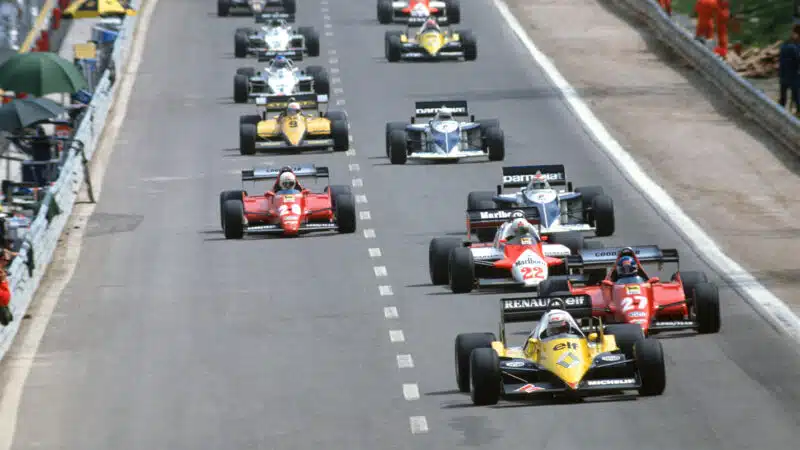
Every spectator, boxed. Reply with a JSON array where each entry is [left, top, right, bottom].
[[0, 238, 14, 327], [778, 26, 800, 114]]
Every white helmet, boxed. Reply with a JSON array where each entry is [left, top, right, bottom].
[[545, 310, 571, 337], [435, 107, 453, 121], [510, 217, 533, 235], [287, 102, 301, 116], [279, 171, 297, 190], [527, 172, 550, 191]]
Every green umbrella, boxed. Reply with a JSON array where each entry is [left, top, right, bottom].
[[0, 52, 88, 97], [0, 97, 66, 132]]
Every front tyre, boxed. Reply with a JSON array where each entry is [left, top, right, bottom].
[[449, 247, 475, 293], [334, 193, 357, 233], [470, 348, 501, 405], [635, 338, 666, 396], [429, 237, 463, 285], [223, 199, 245, 239], [455, 333, 496, 392]]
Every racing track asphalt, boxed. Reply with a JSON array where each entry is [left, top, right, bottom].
[[6, 0, 800, 449]]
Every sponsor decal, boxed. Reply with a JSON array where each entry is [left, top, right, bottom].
[[503, 296, 588, 310], [479, 210, 513, 220], [654, 321, 695, 326], [504, 361, 525, 368], [520, 237, 533, 245], [592, 249, 642, 258], [600, 354, 622, 362], [514, 256, 545, 267], [625, 285, 641, 295], [283, 195, 295, 202], [627, 311, 646, 318], [516, 384, 544, 393], [503, 173, 563, 184], [553, 342, 578, 351], [556, 351, 580, 369], [415, 107, 468, 115], [587, 378, 635, 386]]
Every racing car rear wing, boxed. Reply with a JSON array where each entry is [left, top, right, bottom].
[[499, 295, 592, 344], [501, 164, 567, 188], [258, 49, 304, 62], [255, 12, 295, 23], [466, 207, 541, 230], [565, 246, 679, 269], [255, 93, 328, 111], [241, 164, 330, 182], [414, 100, 469, 118]]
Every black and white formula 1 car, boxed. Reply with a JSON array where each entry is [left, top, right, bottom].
[[234, 13, 320, 59], [384, 100, 504, 164], [218, 0, 295, 17], [466, 164, 615, 242], [233, 56, 329, 103], [376, 0, 460, 24]]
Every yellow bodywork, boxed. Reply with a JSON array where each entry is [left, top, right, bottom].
[[492, 333, 620, 389], [401, 30, 460, 55], [256, 114, 332, 146]]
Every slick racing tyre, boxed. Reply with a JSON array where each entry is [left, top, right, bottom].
[[239, 114, 260, 127], [299, 27, 320, 57], [575, 185, 604, 221], [222, 199, 245, 239], [236, 66, 256, 77], [334, 193, 357, 233], [239, 123, 257, 155], [547, 231, 585, 254], [483, 126, 504, 161], [326, 185, 353, 198], [388, 129, 408, 164], [455, 333, 496, 393], [591, 194, 615, 237], [459, 30, 477, 61], [327, 111, 349, 152], [282, 0, 296, 14], [305, 66, 330, 95], [218, 0, 231, 16], [635, 338, 666, 396], [604, 324, 645, 358], [693, 282, 721, 334], [445, 0, 461, 24], [672, 271, 708, 300], [385, 32, 403, 62], [219, 190, 246, 230], [385, 122, 407, 158], [429, 237, 463, 285], [233, 74, 249, 103], [234, 31, 249, 58], [377, 0, 393, 24], [449, 247, 475, 293], [470, 348, 501, 405]]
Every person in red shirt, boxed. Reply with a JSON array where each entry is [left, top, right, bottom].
[[695, 0, 718, 41], [0, 244, 17, 326]]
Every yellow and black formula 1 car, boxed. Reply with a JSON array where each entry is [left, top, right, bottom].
[[238, 93, 349, 155], [385, 17, 476, 62], [454, 296, 666, 405]]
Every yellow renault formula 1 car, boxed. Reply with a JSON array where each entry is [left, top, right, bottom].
[[238, 93, 349, 155], [385, 16, 476, 62], [454, 296, 666, 405]]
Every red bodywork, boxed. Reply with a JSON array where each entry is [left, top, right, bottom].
[[567, 252, 690, 334], [402, 0, 440, 14], [242, 184, 335, 236]]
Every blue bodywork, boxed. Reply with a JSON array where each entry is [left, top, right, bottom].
[[407, 120, 481, 154], [494, 191, 582, 228]]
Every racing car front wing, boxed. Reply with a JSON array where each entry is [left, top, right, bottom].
[[399, 50, 465, 60], [254, 138, 334, 151], [503, 377, 641, 396], [245, 222, 338, 234], [407, 149, 487, 160]]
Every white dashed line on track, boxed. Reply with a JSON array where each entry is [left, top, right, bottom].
[[333, 87, 344, 95], [379, 285, 394, 296], [332, 77, 341, 84], [355, 194, 368, 203], [348, 135, 354, 142], [323, 13, 330, 19], [389, 330, 405, 342], [349, 163, 360, 171], [324, 23, 333, 28], [397, 354, 414, 368], [374, 266, 388, 277], [351, 178, 363, 187], [384, 306, 398, 318], [325, 31, 334, 37], [346, 149, 356, 156], [359, 211, 371, 220], [403, 383, 420, 400], [336, 99, 346, 105], [363, 228, 376, 238], [328, 49, 337, 55], [410, 416, 429, 434], [330, 67, 340, 74], [369, 248, 382, 258], [329, 57, 339, 64]]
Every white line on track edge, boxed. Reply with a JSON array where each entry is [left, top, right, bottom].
[[410, 416, 429, 434], [403, 383, 420, 400], [493, 0, 800, 341], [0, 0, 160, 448]]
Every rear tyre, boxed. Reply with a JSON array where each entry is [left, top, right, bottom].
[[219, 190, 245, 230], [694, 282, 721, 334], [239, 123, 257, 155], [236, 66, 256, 77], [218, 0, 230, 17], [483, 126, 504, 161], [592, 195, 615, 237], [605, 323, 645, 358], [429, 237, 463, 285], [470, 348, 501, 405], [239, 114, 260, 127], [386, 34, 402, 62], [460, 30, 477, 61], [449, 247, 475, 293], [446, 0, 461, 24], [575, 186, 604, 223], [223, 199, 245, 239], [455, 332, 496, 392], [282, 0, 296, 14], [330, 117, 349, 152], [334, 193, 357, 233], [389, 129, 408, 164], [305, 65, 330, 95], [547, 231, 584, 254], [326, 185, 352, 199], [635, 338, 666, 396], [537, 277, 571, 296], [467, 191, 497, 242], [233, 74, 249, 103], [298, 27, 320, 56], [385, 122, 407, 157], [672, 271, 708, 300], [377, 0, 393, 23], [234, 32, 248, 57]]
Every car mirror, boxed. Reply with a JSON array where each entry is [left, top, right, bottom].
[[601, 279, 613, 286], [647, 277, 660, 283]]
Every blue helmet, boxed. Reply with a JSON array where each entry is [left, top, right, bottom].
[[617, 256, 637, 277]]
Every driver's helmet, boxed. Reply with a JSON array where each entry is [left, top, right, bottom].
[[617, 255, 638, 277], [269, 19, 283, 28], [286, 102, 301, 116], [278, 171, 297, 191], [545, 311, 570, 337], [272, 55, 289, 70], [421, 18, 439, 32], [526, 172, 550, 191], [509, 217, 535, 238], [433, 107, 453, 122]]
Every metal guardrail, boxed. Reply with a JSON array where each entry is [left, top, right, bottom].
[[0, 1, 139, 360], [621, 0, 800, 151]]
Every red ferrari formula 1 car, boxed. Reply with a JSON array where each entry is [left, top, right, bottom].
[[376, 0, 460, 25], [218, 164, 356, 239], [537, 246, 721, 335]]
